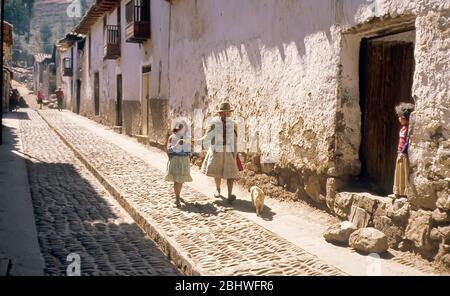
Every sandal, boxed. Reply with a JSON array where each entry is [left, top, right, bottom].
[[174, 198, 181, 208], [214, 191, 222, 198], [228, 194, 237, 203]]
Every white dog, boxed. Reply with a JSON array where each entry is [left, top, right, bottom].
[[250, 186, 265, 216]]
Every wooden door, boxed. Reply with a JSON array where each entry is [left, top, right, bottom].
[[141, 71, 151, 135], [76, 80, 81, 114], [116, 74, 123, 126], [359, 39, 415, 195], [94, 72, 100, 115]]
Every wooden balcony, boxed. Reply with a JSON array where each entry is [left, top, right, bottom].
[[104, 25, 121, 59], [62, 58, 73, 76], [125, 0, 150, 43]]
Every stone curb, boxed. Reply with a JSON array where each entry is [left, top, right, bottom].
[[38, 111, 205, 276]]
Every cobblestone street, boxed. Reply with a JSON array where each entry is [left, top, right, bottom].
[[2, 0, 449, 282], [35, 108, 347, 275], [18, 108, 179, 275], [5, 86, 438, 276]]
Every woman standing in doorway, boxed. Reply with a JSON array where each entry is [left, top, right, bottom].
[[392, 102, 415, 199]]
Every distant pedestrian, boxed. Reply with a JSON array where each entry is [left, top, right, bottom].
[[391, 102, 415, 199], [55, 87, 64, 111], [165, 121, 192, 207], [37, 90, 44, 109]]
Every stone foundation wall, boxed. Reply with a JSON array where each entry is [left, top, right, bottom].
[[122, 100, 141, 136], [332, 191, 449, 266]]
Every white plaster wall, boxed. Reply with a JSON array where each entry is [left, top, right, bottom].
[[118, 0, 152, 102], [148, 0, 170, 100], [76, 2, 166, 130], [81, 14, 119, 123], [166, 0, 450, 202], [58, 50, 73, 109], [168, 0, 344, 174], [408, 9, 450, 208]]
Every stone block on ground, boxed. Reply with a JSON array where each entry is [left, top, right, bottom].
[[436, 194, 450, 210], [349, 227, 389, 254], [408, 181, 438, 210], [438, 226, 450, 243], [323, 221, 357, 244], [439, 253, 450, 268], [304, 176, 325, 203], [334, 192, 354, 219], [325, 178, 344, 212], [386, 198, 410, 226], [349, 205, 370, 228], [405, 210, 432, 250], [373, 215, 403, 249], [430, 228, 442, 241], [352, 193, 383, 214], [431, 208, 450, 223]]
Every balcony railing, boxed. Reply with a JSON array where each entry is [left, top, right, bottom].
[[104, 25, 121, 59], [63, 58, 73, 76], [125, 0, 150, 43]]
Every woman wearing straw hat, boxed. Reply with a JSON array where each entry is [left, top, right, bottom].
[[201, 102, 239, 203]]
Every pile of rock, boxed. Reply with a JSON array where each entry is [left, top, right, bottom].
[[324, 191, 450, 266], [323, 221, 389, 254]]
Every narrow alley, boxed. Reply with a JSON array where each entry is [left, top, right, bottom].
[[1, 0, 449, 281], [1, 84, 442, 276]]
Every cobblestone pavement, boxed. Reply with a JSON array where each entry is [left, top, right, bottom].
[[18, 109, 179, 275], [37, 109, 347, 275]]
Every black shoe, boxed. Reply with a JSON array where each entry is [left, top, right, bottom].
[[228, 194, 236, 203]]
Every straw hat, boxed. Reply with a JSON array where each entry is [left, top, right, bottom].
[[216, 102, 234, 113]]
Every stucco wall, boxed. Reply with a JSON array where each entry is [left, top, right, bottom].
[[337, 0, 450, 209], [166, 0, 449, 206], [73, 1, 168, 136], [408, 9, 450, 210], [169, 0, 343, 172]]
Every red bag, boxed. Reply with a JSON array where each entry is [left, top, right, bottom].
[[236, 154, 244, 171]]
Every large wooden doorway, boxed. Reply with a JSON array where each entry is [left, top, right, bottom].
[[359, 32, 415, 195], [94, 72, 100, 116], [141, 66, 151, 136], [76, 80, 81, 114], [116, 74, 123, 126]]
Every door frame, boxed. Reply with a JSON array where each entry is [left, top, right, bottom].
[[141, 65, 151, 136], [94, 72, 100, 116], [358, 32, 415, 194], [116, 74, 123, 126], [76, 79, 81, 114]]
